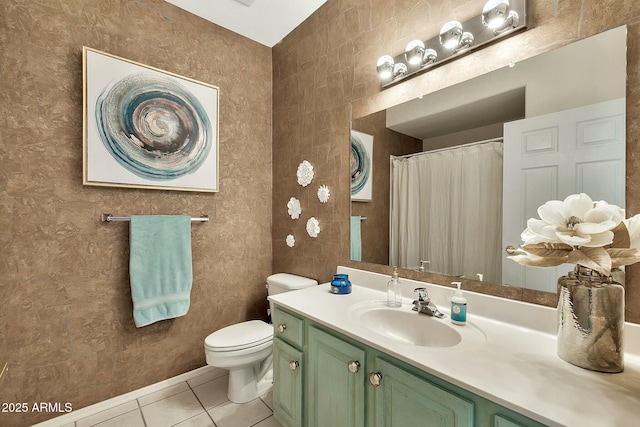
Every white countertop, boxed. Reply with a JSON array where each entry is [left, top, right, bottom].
[[269, 267, 640, 427]]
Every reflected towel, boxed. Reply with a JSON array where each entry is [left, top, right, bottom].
[[350, 216, 362, 261], [129, 215, 193, 327]]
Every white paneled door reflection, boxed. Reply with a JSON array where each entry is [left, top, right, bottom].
[[502, 98, 625, 291]]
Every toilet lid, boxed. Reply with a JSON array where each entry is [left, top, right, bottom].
[[205, 320, 273, 351]]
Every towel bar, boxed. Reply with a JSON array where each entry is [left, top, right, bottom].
[[101, 214, 209, 223]]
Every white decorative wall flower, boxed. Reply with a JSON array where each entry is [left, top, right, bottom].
[[287, 197, 302, 219], [317, 185, 330, 203], [509, 193, 640, 276], [296, 160, 314, 187], [286, 234, 295, 247], [306, 217, 320, 238]]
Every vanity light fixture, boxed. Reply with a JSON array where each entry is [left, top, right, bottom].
[[482, 0, 519, 33], [423, 48, 438, 64], [393, 62, 408, 78], [376, 55, 394, 80], [405, 40, 439, 68], [440, 21, 475, 52], [376, 0, 526, 88], [458, 31, 475, 51], [405, 40, 426, 65], [439, 21, 464, 49]]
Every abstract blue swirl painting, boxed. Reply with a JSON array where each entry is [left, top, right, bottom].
[[95, 73, 211, 180], [83, 47, 219, 192], [350, 130, 373, 201]]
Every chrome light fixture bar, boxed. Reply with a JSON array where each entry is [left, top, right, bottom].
[[377, 0, 526, 88]]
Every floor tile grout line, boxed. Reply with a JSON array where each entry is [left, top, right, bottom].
[[135, 397, 148, 427], [258, 395, 272, 411], [137, 382, 191, 408], [168, 410, 216, 427], [250, 414, 276, 427], [185, 379, 219, 425], [82, 403, 139, 427]]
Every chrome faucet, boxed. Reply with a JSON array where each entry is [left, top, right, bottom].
[[415, 260, 430, 272], [412, 287, 444, 318]]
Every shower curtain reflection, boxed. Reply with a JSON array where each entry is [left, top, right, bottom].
[[390, 139, 504, 282]]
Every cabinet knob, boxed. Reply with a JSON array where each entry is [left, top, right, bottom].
[[289, 360, 299, 371], [348, 361, 360, 374], [277, 324, 287, 334], [369, 372, 383, 387]]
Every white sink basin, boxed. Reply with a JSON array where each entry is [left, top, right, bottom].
[[349, 301, 485, 349]]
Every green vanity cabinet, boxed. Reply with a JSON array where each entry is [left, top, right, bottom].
[[370, 356, 474, 427], [272, 305, 547, 427], [273, 338, 304, 427], [307, 325, 367, 427], [272, 307, 306, 427]]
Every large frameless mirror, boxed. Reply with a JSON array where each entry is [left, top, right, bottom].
[[350, 25, 626, 293]]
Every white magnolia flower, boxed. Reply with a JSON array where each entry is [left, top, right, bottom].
[[623, 215, 640, 249], [306, 217, 320, 238], [511, 193, 640, 276], [296, 160, 314, 187], [317, 185, 330, 203], [286, 234, 295, 247], [287, 197, 302, 219], [525, 193, 624, 248]]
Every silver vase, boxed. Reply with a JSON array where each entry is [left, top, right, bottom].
[[557, 265, 625, 373]]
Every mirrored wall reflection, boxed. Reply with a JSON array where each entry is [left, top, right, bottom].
[[350, 25, 627, 292]]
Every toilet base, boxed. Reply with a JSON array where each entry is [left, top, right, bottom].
[[227, 365, 273, 403]]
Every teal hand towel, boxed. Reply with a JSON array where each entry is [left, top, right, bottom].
[[350, 216, 362, 261], [129, 215, 193, 327]]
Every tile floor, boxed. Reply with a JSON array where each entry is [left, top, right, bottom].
[[55, 369, 282, 427]]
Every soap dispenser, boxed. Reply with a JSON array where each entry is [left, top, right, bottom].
[[450, 281, 467, 325], [386, 267, 402, 307]]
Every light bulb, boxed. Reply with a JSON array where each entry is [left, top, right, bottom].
[[405, 40, 426, 65], [482, 0, 510, 29], [376, 55, 394, 80], [440, 21, 463, 49]]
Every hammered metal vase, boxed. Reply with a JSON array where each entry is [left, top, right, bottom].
[[557, 265, 624, 373]]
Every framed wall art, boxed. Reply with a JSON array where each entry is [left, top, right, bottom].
[[350, 129, 373, 202], [83, 47, 219, 192]]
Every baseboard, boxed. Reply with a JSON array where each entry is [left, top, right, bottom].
[[31, 365, 219, 427]]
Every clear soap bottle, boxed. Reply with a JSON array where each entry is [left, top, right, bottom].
[[387, 267, 402, 307]]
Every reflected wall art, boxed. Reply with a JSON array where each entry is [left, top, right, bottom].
[[83, 47, 219, 192], [350, 130, 373, 202]]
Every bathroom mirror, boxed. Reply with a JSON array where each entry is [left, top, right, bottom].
[[350, 26, 626, 293]]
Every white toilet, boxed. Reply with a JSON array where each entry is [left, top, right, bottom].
[[204, 273, 317, 403]]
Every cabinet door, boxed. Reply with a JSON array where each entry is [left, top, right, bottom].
[[273, 338, 304, 427], [370, 357, 474, 427], [307, 326, 366, 427]]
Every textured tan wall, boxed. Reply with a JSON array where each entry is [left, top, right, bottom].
[[351, 111, 422, 265], [272, 1, 640, 322], [0, 0, 272, 424]]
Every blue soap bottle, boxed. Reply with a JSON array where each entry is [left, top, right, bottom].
[[450, 281, 467, 325]]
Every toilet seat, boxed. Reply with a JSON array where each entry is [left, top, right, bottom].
[[205, 320, 273, 352]]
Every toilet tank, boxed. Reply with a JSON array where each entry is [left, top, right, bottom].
[[267, 273, 317, 317]]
